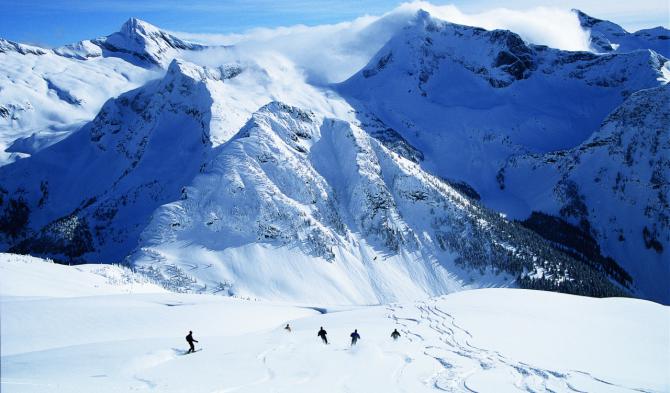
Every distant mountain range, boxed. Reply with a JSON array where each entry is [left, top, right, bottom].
[[1, 10, 668, 304]]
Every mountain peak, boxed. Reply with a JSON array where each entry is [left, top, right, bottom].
[[258, 101, 315, 121], [166, 58, 201, 79], [571, 9, 606, 29], [349, 11, 535, 89], [50, 17, 205, 66], [91, 18, 204, 68], [234, 101, 319, 149], [572, 9, 669, 56], [414, 9, 432, 23], [118, 17, 162, 38], [164, 59, 243, 85], [408, 8, 453, 33]]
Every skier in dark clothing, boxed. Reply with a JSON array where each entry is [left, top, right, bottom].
[[317, 327, 328, 344], [186, 330, 198, 354], [350, 329, 361, 346], [285, 323, 292, 332], [391, 329, 401, 341]]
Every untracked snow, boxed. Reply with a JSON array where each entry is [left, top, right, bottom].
[[0, 253, 164, 297]]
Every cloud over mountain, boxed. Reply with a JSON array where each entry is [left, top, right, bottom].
[[173, 2, 593, 84]]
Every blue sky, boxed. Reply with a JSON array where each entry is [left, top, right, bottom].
[[1, 0, 668, 47]]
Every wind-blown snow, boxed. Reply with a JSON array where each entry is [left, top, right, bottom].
[[1, 254, 667, 392], [575, 9, 670, 57], [174, 2, 594, 84]]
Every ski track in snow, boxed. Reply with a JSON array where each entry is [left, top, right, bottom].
[[386, 300, 655, 393], [2, 257, 666, 393], [119, 299, 660, 393]]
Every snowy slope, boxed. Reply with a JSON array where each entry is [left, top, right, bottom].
[[499, 85, 670, 303], [0, 39, 157, 165], [1, 255, 667, 393], [0, 253, 164, 297], [131, 102, 624, 304], [574, 9, 670, 57], [0, 60, 220, 262], [0, 18, 207, 166]]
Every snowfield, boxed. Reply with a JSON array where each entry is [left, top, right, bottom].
[[1, 254, 667, 393]]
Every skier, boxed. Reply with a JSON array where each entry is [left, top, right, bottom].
[[185, 330, 198, 354], [284, 323, 292, 332], [391, 329, 401, 341], [350, 329, 361, 346], [317, 326, 328, 344]]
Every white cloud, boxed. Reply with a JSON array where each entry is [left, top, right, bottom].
[[175, 13, 403, 84], [174, 2, 594, 84], [397, 2, 592, 51]]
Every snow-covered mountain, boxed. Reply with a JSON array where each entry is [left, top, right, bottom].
[[0, 60, 217, 262], [340, 10, 668, 171], [499, 85, 670, 302], [0, 39, 156, 165], [574, 9, 670, 57], [132, 100, 626, 303], [0, 56, 353, 265], [54, 18, 206, 68], [337, 10, 669, 303], [0, 58, 625, 303], [0, 18, 207, 166], [1, 8, 667, 304]]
